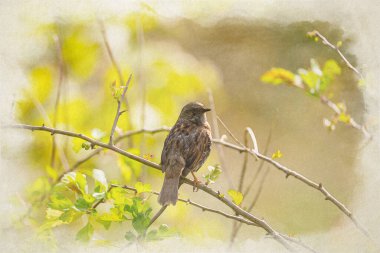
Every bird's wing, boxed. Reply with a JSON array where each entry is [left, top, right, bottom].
[[183, 127, 212, 175]]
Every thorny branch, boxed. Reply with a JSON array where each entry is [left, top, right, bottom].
[[94, 184, 260, 227], [308, 30, 364, 80], [306, 30, 370, 138], [6, 123, 299, 250], [212, 138, 369, 237]]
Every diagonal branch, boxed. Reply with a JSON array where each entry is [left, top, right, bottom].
[[5, 123, 295, 250], [212, 138, 369, 237], [307, 30, 364, 80], [109, 74, 132, 145], [6, 123, 369, 239]]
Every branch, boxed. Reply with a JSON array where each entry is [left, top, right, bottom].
[[320, 95, 370, 138], [212, 138, 369, 237], [109, 184, 259, 227], [56, 127, 170, 182], [5, 123, 294, 250], [308, 30, 364, 80], [109, 74, 132, 145]]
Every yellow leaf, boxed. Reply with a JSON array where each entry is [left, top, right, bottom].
[[261, 68, 295, 86], [227, 190, 243, 205], [272, 150, 283, 159], [135, 182, 151, 194], [29, 66, 53, 102]]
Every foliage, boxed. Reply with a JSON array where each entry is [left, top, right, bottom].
[[227, 190, 244, 206], [261, 59, 356, 131], [203, 165, 222, 185]]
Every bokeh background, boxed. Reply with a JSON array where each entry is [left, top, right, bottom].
[[0, 1, 379, 253]]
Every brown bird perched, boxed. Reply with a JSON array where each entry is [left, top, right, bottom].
[[158, 102, 212, 206]]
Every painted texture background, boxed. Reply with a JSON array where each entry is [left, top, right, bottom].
[[0, 1, 379, 252]]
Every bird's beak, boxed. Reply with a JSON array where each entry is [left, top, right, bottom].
[[203, 108, 211, 112]]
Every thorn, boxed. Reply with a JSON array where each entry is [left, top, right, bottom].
[[318, 183, 323, 189], [285, 173, 290, 179]]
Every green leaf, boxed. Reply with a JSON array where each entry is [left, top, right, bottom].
[[336, 41, 343, 48], [135, 182, 152, 194], [227, 190, 243, 206], [76, 222, 94, 242], [60, 209, 80, 223], [48, 193, 73, 210], [97, 212, 123, 222], [125, 231, 137, 241], [96, 219, 111, 230], [323, 59, 341, 78], [203, 165, 222, 185], [132, 213, 150, 234], [27, 177, 51, 203], [74, 197, 91, 211], [108, 187, 133, 205], [261, 68, 295, 86], [76, 172, 88, 195]]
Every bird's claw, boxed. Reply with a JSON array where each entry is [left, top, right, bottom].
[[192, 179, 202, 192]]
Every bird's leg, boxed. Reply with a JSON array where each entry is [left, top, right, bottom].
[[191, 171, 202, 192]]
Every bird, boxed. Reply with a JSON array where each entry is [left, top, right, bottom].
[[158, 102, 212, 206]]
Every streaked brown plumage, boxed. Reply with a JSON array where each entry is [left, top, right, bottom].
[[158, 102, 212, 206]]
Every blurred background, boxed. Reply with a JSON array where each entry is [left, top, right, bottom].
[[1, 1, 379, 253]]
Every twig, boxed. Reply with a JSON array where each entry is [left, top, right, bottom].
[[320, 95, 370, 138], [308, 30, 364, 80], [212, 138, 369, 237], [50, 35, 65, 169], [243, 129, 273, 197], [56, 127, 170, 182], [230, 129, 272, 244], [109, 74, 132, 145], [99, 20, 133, 145], [231, 168, 270, 243], [6, 123, 295, 250], [207, 90, 234, 188], [99, 20, 124, 86]]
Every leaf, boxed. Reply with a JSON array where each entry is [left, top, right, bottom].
[[76, 172, 88, 195], [46, 208, 63, 220], [108, 187, 133, 205], [45, 165, 58, 181], [338, 113, 351, 124], [59, 209, 80, 223], [48, 193, 73, 210], [203, 165, 222, 185], [336, 41, 343, 48], [27, 177, 51, 203], [135, 182, 151, 194], [323, 59, 341, 80], [96, 219, 111, 230], [132, 213, 150, 234], [272, 150, 283, 159], [310, 59, 322, 76], [76, 222, 94, 242], [227, 190, 243, 205], [29, 66, 53, 102], [62, 27, 99, 79], [74, 197, 91, 211], [261, 68, 295, 86], [92, 169, 108, 193], [97, 212, 123, 222], [125, 231, 137, 241]]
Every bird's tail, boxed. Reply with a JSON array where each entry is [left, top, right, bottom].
[[158, 175, 180, 206]]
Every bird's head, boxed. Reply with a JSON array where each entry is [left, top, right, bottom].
[[179, 102, 211, 125]]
